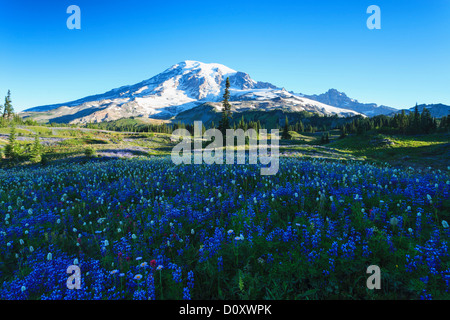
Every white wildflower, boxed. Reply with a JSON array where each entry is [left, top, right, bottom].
[[390, 217, 399, 227]]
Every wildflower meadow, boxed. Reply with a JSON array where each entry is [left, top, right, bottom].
[[0, 156, 449, 300]]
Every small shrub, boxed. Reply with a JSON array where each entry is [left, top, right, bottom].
[[84, 147, 97, 157]]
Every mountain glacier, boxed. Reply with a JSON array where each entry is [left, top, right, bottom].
[[22, 61, 364, 124]]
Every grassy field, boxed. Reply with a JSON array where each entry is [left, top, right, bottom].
[[1, 125, 449, 170], [0, 124, 449, 300], [328, 132, 450, 169], [0, 125, 176, 164]]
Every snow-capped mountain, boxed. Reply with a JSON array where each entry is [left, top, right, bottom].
[[22, 61, 362, 124], [302, 89, 397, 116]]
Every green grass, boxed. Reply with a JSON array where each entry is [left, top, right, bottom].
[[0, 127, 31, 135], [2, 124, 449, 170], [328, 132, 450, 169], [286, 131, 319, 144], [330, 132, 448, 150], [23, 126, 54, 136]]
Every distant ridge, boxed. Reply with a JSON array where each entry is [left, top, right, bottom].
[[391, 103, 450, 118], [303, 89, 397, 116]]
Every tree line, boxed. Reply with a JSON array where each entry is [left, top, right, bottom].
[[340, 105, 449, 137]]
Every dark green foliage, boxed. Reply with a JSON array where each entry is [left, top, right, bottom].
[[439, 115, 450, 130], [342, 108, 448, 136], [0, 90, 39, 128], [339, 126, 347, 139], [4, 124, 17, 159], [85, 108, 361, 135], [306, 124, 315, 133], [237, 115, 247, 130], [91, 120, 170, 133], [2, 90, 13, 120], [84, 146, 97, 157], [218, 77, 232, 136], [412, 104, 420, 131], [419, 108, 436, 134], [282, 116, 291, 140], [320, 132, 330, 144], [30, 135, 42, 163]]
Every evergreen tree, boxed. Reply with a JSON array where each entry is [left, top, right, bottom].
[[282, 116, 290, 140], [298, 120, 304, 133], [420, 107, 434, 134], [4, 123, 17, 159], [238, 115, 245, 129], [3, 90, 14, 120], [30, 134, 42, 163], [218, 77, 232, 136], [439, 115, 449, 131], [339, 126, 347, 139], [399, 110, 408, 134], [356, 119, 366, 134], [320, 132, 330, 144], [412, 103, 420, 134]]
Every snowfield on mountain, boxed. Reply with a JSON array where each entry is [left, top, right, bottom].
[[21, 61, 363, 124]]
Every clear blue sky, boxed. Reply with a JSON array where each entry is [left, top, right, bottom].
[[0, 0, 449, 112]]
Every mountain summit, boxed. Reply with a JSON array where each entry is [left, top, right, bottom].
[[303, 89, 397, 116], [22, 61, 363, 123]]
